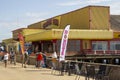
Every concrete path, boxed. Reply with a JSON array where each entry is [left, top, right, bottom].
[[0, 61, 87, 80]]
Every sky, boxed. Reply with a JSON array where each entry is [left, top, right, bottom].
[[0, 0, 120, 42]]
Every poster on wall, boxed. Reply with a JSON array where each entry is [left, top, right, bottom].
[[59, 25, 70, 62]]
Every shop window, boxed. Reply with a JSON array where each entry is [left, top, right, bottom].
[[110, 41, 120, 50], [68, 40, 80, 52], [32, 42, 41, 53], [92, 41, 108, 50], [43, 41, 53, 53], [56, 40, 80, 52]]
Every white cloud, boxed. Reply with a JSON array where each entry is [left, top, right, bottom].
[[0, 33, 11, 36], [0, 21, 25, 30], [57, 0, 112, 6], [57, 0, 120, 15], [23, 12, 52, 25], [25, 12, 50, 18], [0, 0, 119, 42], [88, 0, 112, 4], [57, 1, 83, 6], [0, 11, 51, 42], [0, 20, 26, 42], [104, 1, 120, 15], [0, 12, 50, 33], [26, 12, 41, 18]]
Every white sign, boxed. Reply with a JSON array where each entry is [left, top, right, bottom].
[[59, 25, 70, 62]]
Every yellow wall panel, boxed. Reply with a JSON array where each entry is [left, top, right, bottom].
[[60, 7, 89, 29], [25, 29, 113, 42], [27, 6, 110, 30], [114, 32, 120, 38], [28, 22, 41, 29], [22, 29, 45, 36], [68, 30, 113, 39], [90, 6, 110, 30], [12, 28, 44, 40], [40, 16, 61, 29], [3, 38, 14, 44], [25, 30, 53, 42], [41, 20, 47, 28]]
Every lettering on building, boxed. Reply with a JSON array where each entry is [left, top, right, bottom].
[[43, 18, 59, 29]]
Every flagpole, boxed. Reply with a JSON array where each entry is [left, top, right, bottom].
[[18, 33, 25, 67]]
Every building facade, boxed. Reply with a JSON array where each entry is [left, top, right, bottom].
[[10, 5, 120, 64]]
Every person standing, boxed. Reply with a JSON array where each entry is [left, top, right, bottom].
[[27, 47, 32, 65], [51, 51, 57, 69], [0, 46, 4, 52], [10, 49, 16, 65], [3, 51, 9, 68], [42, 51, 47, 68]]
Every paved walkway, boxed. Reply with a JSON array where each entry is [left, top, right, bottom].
[[0, 61, 88, 80]]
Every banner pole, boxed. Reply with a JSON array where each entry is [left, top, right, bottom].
[[59, 25, 70, 75], [18, 33, 25, 67]]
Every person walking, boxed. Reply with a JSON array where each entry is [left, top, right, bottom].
[[36, 52, 43, 68], [3, 51, 9, 68], [24, 49, 29, 68]]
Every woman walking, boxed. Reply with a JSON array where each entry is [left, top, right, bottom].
[[3, 51, 9, 68]]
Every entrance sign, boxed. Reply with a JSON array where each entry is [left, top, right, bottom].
[[59, 25, 70, 62]]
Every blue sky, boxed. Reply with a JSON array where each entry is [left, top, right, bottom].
[[0, 0, 120, 42]]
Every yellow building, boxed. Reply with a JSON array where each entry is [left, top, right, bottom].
[[2, 38, 19, 53], [12, 5, 120, 63]]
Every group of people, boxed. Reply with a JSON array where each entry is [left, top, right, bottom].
[[23, 50, 58, 69], [22, 49, 47, 68], [1, 48, 59, 69], [22, 50, 59, 69], [35, 51, 47, 68], [0, 49, 16, 68]]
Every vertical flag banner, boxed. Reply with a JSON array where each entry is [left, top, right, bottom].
[[59, 25, 70, 62], [18, 33, 25, 54]]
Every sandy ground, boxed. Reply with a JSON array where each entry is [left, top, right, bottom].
[[0, 61, 88, 80]]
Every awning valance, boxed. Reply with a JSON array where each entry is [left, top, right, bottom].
[[12, 28, 45, 40], [25, 29, 113, 42], [2, 38, 17, 44]]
